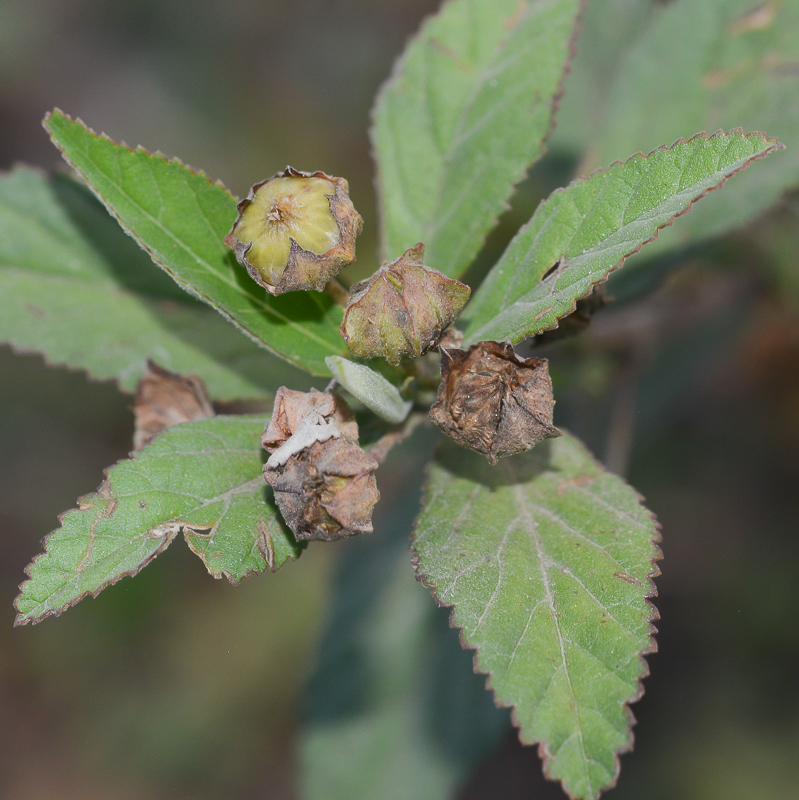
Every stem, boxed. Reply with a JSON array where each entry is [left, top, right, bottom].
[[324, 278, 350, 307], [366, 412, 428, 465]]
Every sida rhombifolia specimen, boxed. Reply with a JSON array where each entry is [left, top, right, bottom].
[[10, 2, 789, 798]]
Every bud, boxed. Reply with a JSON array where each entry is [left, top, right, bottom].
[[429, 341, 561, 464], [340, 244, 470, 365], [224, 167, 363, 295], [262, 389, 379, 541]]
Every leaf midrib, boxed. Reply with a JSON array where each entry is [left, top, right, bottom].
[[512, 482, 592, 796], [51, 474, 265, 595], [136, 476, 265, 512]]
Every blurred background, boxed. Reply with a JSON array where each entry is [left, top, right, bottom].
[[1, 1, 798, 799]]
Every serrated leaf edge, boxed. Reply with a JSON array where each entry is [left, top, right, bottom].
[[370, 0, 585, 267], [409, 438, 663, 800], [13, 471, 178, 627], [464, 128, 785, 346], [13, 417, 277, 626], [43, 110, 343, 375], [44, 108, 237, 205]]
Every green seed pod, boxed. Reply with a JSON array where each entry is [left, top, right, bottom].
[[340, 244, 470, 365], [224, 167, 363, 295]]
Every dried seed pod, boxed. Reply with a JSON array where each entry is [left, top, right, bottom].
[[261, 387, 358, 452], [430, 341, 561, 464], [133, 360, 214, 450], [340, 244, 470, 365], [263, 407, 379, 542], [224, 167, 363, 295]]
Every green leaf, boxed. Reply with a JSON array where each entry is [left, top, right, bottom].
[[562, 0, 799, 251], [462, 130, 782, 346], [44, 110, 349, 376], [300, 433, 508, 800], [0, 166, 313, 398], [15, 415, 300, 626], [325, 356, 412, 424], [412, 435, 661, 800], [372, 0, 580, 278]]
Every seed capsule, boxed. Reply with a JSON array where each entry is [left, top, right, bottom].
[[133, 360, 214, 450], [224, 167, 363, 295], [262, 389, 379, 541], [340, 244, 470, 365], [261, 387, 358, 452], [429, 341, 561, 464]]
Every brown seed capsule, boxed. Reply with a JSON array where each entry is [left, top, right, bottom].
[[224, 167, 363, 295], [429, 341, 561, 464], [340, 244, 470, 365], [261, 387, 358, 452], [262, 389, 379, 541], [133, 360, 214, 450]]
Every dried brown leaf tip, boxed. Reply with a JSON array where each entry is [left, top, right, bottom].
[[263, 389, 379, 542], [430, 341, 561, 465], [340, 243, 470, 365], [133, 360, 214, 450], [224, 167, 363, 295]]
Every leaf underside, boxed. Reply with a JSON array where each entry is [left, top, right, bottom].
[[412, 434, 661, 800], [15, 416, 300, 626], [462, 129, 782, 346], [372, 0, 580, 278], [0, 166, 309, 398], [43, 110, 348, 377]]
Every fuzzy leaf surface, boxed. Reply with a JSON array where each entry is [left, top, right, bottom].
[[325, 356, 412, 424], [0, 167, 306, 398], [412, 434, 661, 800], [15, 415, 300, 625], [372, 0, 579, 278], [44, 110, 348, 376], [592, 0, 799, 250], [462, 130, 782, 346]]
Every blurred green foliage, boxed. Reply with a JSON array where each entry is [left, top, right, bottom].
[[1, 1, 798, 799]]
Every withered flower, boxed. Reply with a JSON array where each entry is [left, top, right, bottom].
[[224, 167, 363, 295], [263, 390, 379, 542], [133, 360, 214, 450], [429, 341, 561, 464], [261, 387, 358, 452], [340, 244, 470, 365]]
